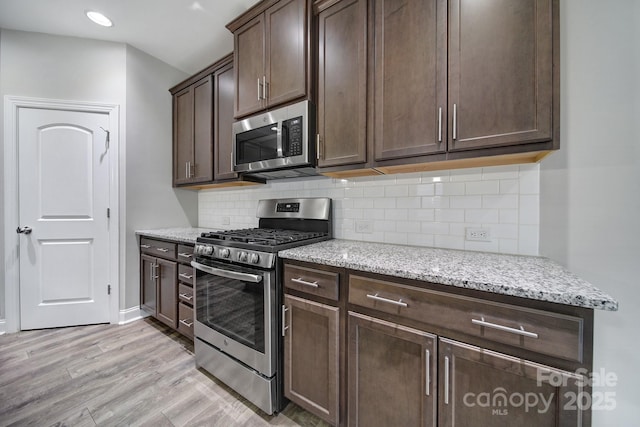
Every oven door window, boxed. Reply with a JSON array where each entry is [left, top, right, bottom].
[[236, 123, 278, 165], [195, 261, 265, 353]]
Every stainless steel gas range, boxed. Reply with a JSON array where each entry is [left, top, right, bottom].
[[191, 198, 332, 415]]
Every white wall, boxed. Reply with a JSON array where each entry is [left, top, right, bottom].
[[0, 29, 193, 326], [200, 164, 541, 256], [125, 45, 194, 308], [540, 0, 640, 424]]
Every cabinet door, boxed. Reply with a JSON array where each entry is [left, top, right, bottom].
[[348, 312, 437, 427], [192, 76, 213, 183], [156, 258, 178, 328], [234, 14, 266, 118], [214, 61, 238, 181], [448, 0, 553, 151], [373, 0, 447, 161], [173, 86, 194, 185], [439, 338, 583, 427], [284, 295, 340, 426], [140, 254, 157, 316], [265, 0, 307, 108], [317, 0, 368, 167]]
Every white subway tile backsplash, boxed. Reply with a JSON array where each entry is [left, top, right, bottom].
[[198, 164, 540, 256], [465, 180, 500, 195]]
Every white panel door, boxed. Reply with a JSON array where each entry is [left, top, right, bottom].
[[18, 108, 111, 330]]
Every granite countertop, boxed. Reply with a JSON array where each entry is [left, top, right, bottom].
[[136, 227, 216, 245], [279, 240, 618, 311]]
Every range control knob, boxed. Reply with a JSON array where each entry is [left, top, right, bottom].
[[238, 251, 248, 262], [203, 245, 214, 256], [249, 253, 260, 264], [219, 248, 231, 258]]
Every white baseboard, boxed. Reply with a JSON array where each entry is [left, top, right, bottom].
[[0, 319, 6, 335], [118, 307, 149, 325]]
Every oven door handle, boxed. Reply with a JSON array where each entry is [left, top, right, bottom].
[[191, 261, 263, 283]]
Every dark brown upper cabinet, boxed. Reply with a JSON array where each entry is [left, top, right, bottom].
[[315, 0, 559, 177], [171, 54, 260, 189], [172, 76, 213, 186], [214, 60, 237, 181], [228, 0, 312, 119], [373, 0, 447, 161], [316, 0, 368, 168], [447, 0, 554, 152]]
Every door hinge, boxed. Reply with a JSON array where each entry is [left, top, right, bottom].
[[107, 208, 110, 218], [107, 284, 111, 295]]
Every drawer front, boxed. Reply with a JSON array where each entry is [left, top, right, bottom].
[[178, 264, 195, 285], [177, 244, 194, 263], [348, 275, 584, 362], [178, 283, 194, 305], [284, 264, 339, 301], [178, 302, 194, 338], [140, 238, 177, 260]]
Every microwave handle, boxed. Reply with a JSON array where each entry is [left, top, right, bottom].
[[191, 261, 263, 283]]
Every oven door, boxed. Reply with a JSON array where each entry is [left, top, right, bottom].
[[192, 258, 276, 377]]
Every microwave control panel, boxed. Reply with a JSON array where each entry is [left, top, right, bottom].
[[283, 116, 303, 156]]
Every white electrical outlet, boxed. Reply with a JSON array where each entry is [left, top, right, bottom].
[[355, 220, 374, 234], [465, 227, 491, 242]]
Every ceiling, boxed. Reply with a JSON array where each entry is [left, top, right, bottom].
[[0, 0, 258, 74]]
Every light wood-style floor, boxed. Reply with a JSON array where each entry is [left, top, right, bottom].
[[0, 318, 329, 427]]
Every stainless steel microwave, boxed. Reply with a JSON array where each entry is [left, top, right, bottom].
[[232, 100, 316, 179]]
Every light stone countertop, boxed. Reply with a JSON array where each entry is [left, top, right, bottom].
[[279, 239, 618, 311], [135, 227, 217, 245]]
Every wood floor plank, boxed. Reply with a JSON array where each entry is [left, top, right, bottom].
[[0, 318, 328, 427]]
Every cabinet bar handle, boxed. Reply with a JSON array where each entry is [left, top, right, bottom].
[[258, 78, 262, 101], [316, 134, 321, 160], [179, 273, 193, 280], [471, 317, 539, 339], [452, 103, 457, 140], [179, 293, 193, 301], [156, 248, 169, 253], [185, 161, 189, 179], [140, 244, 151, 249], [291, 277, 319, 288], [366, 293, 408, 308], [425, 349, 431, 396], [262, 75, 267, 100], [179, 319, 193, 328], [444, 356, 450, 405], [438, 107, 442, 142], [151, 263, 159, 280], [149, 263, 154, 281], [178, 253, 193, 258], [282, 305, 289, 337]]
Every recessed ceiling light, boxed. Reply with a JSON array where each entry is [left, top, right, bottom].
[[86, 10, 113, 27]]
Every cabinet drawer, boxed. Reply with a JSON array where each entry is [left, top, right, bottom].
[[177, 244, 194, 263], [140, 238, 177, 260], [178, 302, 194, 338], [348, 275, 584, 363], [284, 264, 339, 301], [178, 264, 194, 285], [178, 283, 194, 305]]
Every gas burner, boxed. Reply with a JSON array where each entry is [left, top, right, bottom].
[[201, 228, 328, 247]]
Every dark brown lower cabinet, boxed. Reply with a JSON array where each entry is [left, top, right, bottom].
[[284, 294, 340, 426], [439, 338, 583, 427], [348, 312, 437, 427], [140, 254, 157, 315], [155, 258, 177, 328]]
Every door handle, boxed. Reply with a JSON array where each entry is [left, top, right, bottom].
[[16, 226, 32, 235]]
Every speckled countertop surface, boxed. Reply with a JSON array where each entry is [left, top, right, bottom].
[[279, 240, 618, 311], [136, 227, 216, 244]]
